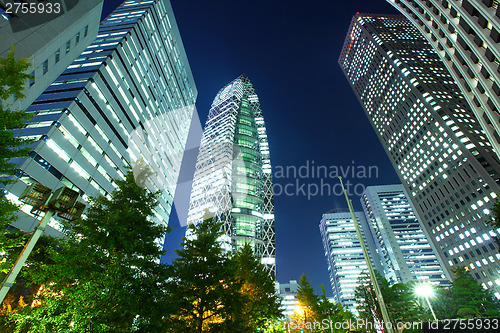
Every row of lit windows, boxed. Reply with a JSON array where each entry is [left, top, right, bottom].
[[29, 25, 89, 87]]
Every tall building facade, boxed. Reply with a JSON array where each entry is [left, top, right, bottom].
[[319, 209, 379, 313], [0, 0, 104, 110], [388, 0, 500, 161], [4, 0, 197, 235], [361, 184, 450, 286], [339, 13, 500, 297], [276, 279, 299, 318], [187, 74, 276, 273]]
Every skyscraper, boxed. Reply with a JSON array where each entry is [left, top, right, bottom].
[[319, 209, 379, 313], [0, 0, 104, 110], [3, 0, 197, 235], [339, 13, 500, 297], [187, 74, 276, 274], [361, 184, 450, 286], [387, 0, 500, 161], [275, 279, 300, 318]]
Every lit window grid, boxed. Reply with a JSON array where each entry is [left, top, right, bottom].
[[361, 186, 449, 286], [320, 211, 374, 312], [11, 0, 196, 227], [389, 0, 500, 162], [187, 75, 275, 273], [339, 13, 500, 294]]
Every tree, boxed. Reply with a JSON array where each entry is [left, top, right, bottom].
[[11, 170, 171, 332], [355, 271, 382, 333], [292, 274, 321, 331], [165, 214, 241, 332], [317, 285, 355, 332], [488, 198, 500, 248], [0, 46, 33, 180], [231, 243, 282, 331], [0, 47, 33, 275], [448, 267, 500, 318], [385, 282, 421, 326], [355, 270, 422, 332]]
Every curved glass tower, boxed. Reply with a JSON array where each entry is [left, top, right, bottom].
[[187, 74, 275, 274]]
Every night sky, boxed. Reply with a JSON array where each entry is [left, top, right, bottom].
[[101, 0, 403, 295]]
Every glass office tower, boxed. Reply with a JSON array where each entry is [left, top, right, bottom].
[[0, 0, 104, 110], [319, 209, 379, 313], [4, 0, 197, 234], [187, 74, 276, 274], [361, 184, 450, 286], [339, 13, 500, 297], [388, 0, 500, 161]]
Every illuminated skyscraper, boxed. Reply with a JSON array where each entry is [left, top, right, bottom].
[[275, 279, 299, 318], [388, 0, 500, 160], [361, 184, 450, 286], [0, 0, 104, 110], [4, 0, 197, 235], [319, 209, 379, 313], [187, 74, 276, 274], [339, 13, 500, 297]]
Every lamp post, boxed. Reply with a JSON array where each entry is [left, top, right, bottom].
[[294, 304, 309, 332], [415, 284, 438, 321], [338, 177, 395, 333], [0, 183, 85, 304]]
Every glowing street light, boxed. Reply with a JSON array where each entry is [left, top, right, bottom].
[[0, 183, 85, 303], [415, 284, 438, 321], [294, 304, 311, 332]]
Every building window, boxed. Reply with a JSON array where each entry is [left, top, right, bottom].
[[55, 49, 60, 63], [66, 40, 71, 54], [29, 71, 35, 87], [75, 32, 80, 45], [42, 60, 48, 75], [84, 25, 89, 37]]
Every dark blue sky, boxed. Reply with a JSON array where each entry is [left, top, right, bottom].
[[102, 0, 402, 294]]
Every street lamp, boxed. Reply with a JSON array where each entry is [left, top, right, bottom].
[[294, 304, 309, 332], [0, 183, 86, 303], [415, 284, 438, 321]]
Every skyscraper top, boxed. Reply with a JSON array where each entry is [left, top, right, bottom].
[[187, 74, 276, 273], [339, 13, 500, 297]]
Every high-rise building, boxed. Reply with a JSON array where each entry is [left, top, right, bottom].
[[3, 0, 197, 235], [187, 74, 276, 274], [361, 184, 450, 286], [0, 0, 104, 110], [319, 209, 379, 313], [275, 279, 299, 318], [387, 0, 500, 161], [339, 13, 500, 297]]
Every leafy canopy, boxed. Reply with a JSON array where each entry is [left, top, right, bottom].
[[11, 170, 171, 333]]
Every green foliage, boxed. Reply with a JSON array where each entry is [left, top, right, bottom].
[[424, 267, 500, 320], [448, 267, 500, 318], [10, 171, 171, 332], [0, 198, 28, 274], [293, 274, 321, 329], [355, 271, 383, 333], [0, 46, 34, 181], [487, 198, 500, 248], [0, 47, 31, 101], [317, 285, 355, 332], [0, 46, 34, 289], [166, 218, 282, 332], [165, 215, 242, 332], [231, 243, 282, 331], [355, 270, 422, 332], [384, 282, 421, 325]]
